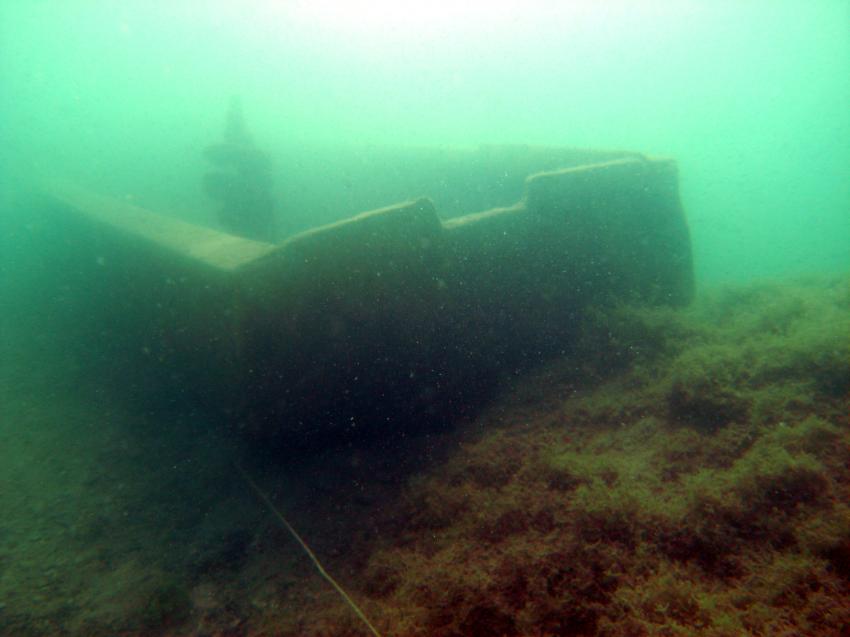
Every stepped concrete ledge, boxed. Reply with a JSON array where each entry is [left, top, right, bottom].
[[33, 150, 693, 443]]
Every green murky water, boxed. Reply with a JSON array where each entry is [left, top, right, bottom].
[[1, 1, 847, 283], [0, 3, 848, 636]]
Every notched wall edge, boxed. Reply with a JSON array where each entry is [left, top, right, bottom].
[[32, 151, 694, 443]]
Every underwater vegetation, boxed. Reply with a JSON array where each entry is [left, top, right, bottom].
[[270, 274, 848, 637], [0, 274, 847, 636]]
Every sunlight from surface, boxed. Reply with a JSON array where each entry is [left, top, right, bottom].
[[262, 0, 623, 54], [283, 0, 525, 39]]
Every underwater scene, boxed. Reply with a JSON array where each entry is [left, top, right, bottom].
[[0, 2, 848, 636]]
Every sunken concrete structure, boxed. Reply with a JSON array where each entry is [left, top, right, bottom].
[[33, 146, 693, 445]]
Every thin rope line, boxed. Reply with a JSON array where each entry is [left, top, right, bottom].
[[235, 463, 384, 637]]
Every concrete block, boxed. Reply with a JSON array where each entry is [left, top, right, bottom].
[[32, 148, 693, 443]]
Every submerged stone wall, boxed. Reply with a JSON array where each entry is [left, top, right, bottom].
[[34, 150, 693, 445]]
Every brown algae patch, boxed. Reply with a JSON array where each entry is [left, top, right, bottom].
[[340, 276, 850, 637]]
